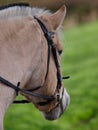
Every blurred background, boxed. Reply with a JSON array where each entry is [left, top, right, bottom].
[[0, 0, 98, 28], [0, 0, 98, 130]]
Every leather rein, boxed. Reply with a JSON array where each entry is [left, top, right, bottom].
[[0, 16, 69, 105]]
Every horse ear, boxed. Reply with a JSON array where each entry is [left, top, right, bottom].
[[50, 5, 66, 30]]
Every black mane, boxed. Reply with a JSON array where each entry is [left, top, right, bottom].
[[0, 3, 29, 10]]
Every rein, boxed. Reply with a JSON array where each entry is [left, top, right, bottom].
[[0, 76, 55, 103], [0, 16, 69, 104]]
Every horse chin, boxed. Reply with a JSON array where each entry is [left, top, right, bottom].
[[42, 88, 70, 120]]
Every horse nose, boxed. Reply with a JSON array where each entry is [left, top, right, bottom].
[[63, 88, 70, 110], [66, 93, 70, 107], [59, 88, 70, 115], [42, 88, 70, 121]]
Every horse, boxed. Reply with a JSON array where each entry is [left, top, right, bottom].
[[0, 3, 70, 130]]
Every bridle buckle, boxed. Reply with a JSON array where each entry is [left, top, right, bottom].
[[55, 92, 60, 102]]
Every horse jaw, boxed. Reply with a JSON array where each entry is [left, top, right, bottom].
[[42, 88, 70, 120]]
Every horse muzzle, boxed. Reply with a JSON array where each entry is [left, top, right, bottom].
[[42, 88, 70, 120]]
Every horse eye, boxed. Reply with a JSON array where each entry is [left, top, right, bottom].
[[58, 50, 63, 55], [49, 32, 55, 38]]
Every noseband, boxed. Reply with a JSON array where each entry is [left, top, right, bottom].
[[0, 16, 69, 105]]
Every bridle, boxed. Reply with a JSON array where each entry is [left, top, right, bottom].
[[0, 16, 69, 106]]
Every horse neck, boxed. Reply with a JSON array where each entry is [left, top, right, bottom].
[[0, 17, 47, 129]]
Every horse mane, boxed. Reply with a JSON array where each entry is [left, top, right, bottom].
[[0, 3, 51, 19]]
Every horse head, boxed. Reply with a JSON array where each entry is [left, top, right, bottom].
[[22, 5, 70, 120]]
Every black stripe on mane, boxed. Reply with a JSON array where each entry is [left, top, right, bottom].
[[0, 3, 29, 10]]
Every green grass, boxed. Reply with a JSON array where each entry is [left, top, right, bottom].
[[4, 21, 98, 130]]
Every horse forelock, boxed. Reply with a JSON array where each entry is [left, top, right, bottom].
[[0, 3, 51, 19]]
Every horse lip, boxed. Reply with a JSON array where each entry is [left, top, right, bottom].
[[42, 107, 60, 120]]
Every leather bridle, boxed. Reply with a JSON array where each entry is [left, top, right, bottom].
[[0, 16, 69, 106]]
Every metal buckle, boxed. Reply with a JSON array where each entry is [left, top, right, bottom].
[[55, 92, 60, 102]]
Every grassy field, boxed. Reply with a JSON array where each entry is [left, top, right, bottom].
[[4, 21, 98, 130]]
